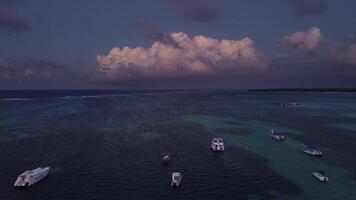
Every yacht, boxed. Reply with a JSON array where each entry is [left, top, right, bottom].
[[171, 172, 182, 187], [270, 129, 285, 141], [162, 155, 170, 165], [211, 138, 225, 152], [14, 167, 50, 187], [303, 145, 323, 156], [313, 171, 328, 182]]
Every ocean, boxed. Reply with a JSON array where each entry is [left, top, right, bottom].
[[0, 90, 356, 200]]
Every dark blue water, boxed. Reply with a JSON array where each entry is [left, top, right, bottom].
[[1, 90, 356, 200]]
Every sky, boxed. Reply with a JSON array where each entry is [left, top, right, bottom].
[[0, 0, 356, 89]]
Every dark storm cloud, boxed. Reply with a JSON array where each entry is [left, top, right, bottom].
[[0, 0, 29, 33], [135, 20, 165, 41], [169, 0, 221, 23], [289, 0, 327, 16]]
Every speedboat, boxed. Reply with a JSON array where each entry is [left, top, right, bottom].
[[162, 155, 170, 165], [303, 145, 323, 156], [171, 172, 182, 187], [270, 129, 285, 141], [14, 167, 50, 187], [313, 171, 328, 182], [211, 138, 225, 152]]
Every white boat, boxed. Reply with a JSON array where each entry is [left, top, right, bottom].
[[171, 172, 182, 187], [14, 167, 50, 187], [303, 145, 323, 156], [313, 171, 328, 182], [270, 129, 285, 141], [162, 155, 170, 165], [211, 138, 225, 152], [280, 102, 300, 106]]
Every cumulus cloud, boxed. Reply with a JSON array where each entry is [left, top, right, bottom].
[[289, 0, 327, 16], [0, 0, 29, 33], [282, 26, 322, 52], [169, 0, 221, 24], [97, 32, 267, 80]]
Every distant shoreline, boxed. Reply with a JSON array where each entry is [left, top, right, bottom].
[[248, 88, 356, 92]]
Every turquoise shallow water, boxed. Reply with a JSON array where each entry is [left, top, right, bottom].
[[1, 90, 356, 200], [333, 123, 356, 133], [184, 115, 356, 200]]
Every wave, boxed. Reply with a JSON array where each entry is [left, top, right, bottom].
[[0, 98, 33, 101], [0, 90, 214, 101]]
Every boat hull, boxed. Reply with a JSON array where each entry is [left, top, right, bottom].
[[14, 167, 50, 187], [313, 173, 328, 182], [304, 150, 323, 156], [171, 173, 182, 187]]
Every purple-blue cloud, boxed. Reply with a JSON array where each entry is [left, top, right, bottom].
[[0, 0, 29, 33], [135, 20, 165, 42], [169, 0, 221, 24], [81, 16, 94, 31], [289, 0, 327, 16], [347, 34, 356, 43], [0, 58, 67, 82]]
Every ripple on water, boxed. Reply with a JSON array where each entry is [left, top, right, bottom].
[[140, 132, 159, 140], [184, 114, 356, 200], [332, 123, 356, 133]]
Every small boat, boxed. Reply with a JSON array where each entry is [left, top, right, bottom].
[[280, 102, 300, 106], [303, 145, 323, 156], [162, 155, 170, 165], [211, 138, 225, 152], [313, 171, 328, 182], [14, 167, 50, 187], [270, 129, 285, 141], [171, 172, 182, 187]]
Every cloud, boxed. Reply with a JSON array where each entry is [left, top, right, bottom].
[[344, 45, 356, 65], [0, 0, 29, 33], [169, 0, 221, 24], [282, 26, 322, 53], [0, 58, 67, 82], [81, 16, 94, 31], [97, 32, 267, 80], [289, 0, 327, 16], [326, 42, 356, 65], [347, 34, 356, 43], [135, 20, 165, 42]]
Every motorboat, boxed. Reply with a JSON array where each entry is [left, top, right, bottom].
[[211, 138, 225, 152], [270, 129, 285, 141], [171, 172, 182, 187], [303, 145, 323, 156], [280, 102, 300, 106], [14, 167, 50, 187], [162, 155, 170, 165], [313, 171, 328, 182]]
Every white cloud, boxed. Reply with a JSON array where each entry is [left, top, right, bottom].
[[282, 26, 322, 52], [97, 32, 267, 80]]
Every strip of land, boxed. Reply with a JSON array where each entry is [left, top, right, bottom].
[[248, 88, 356, 92]]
